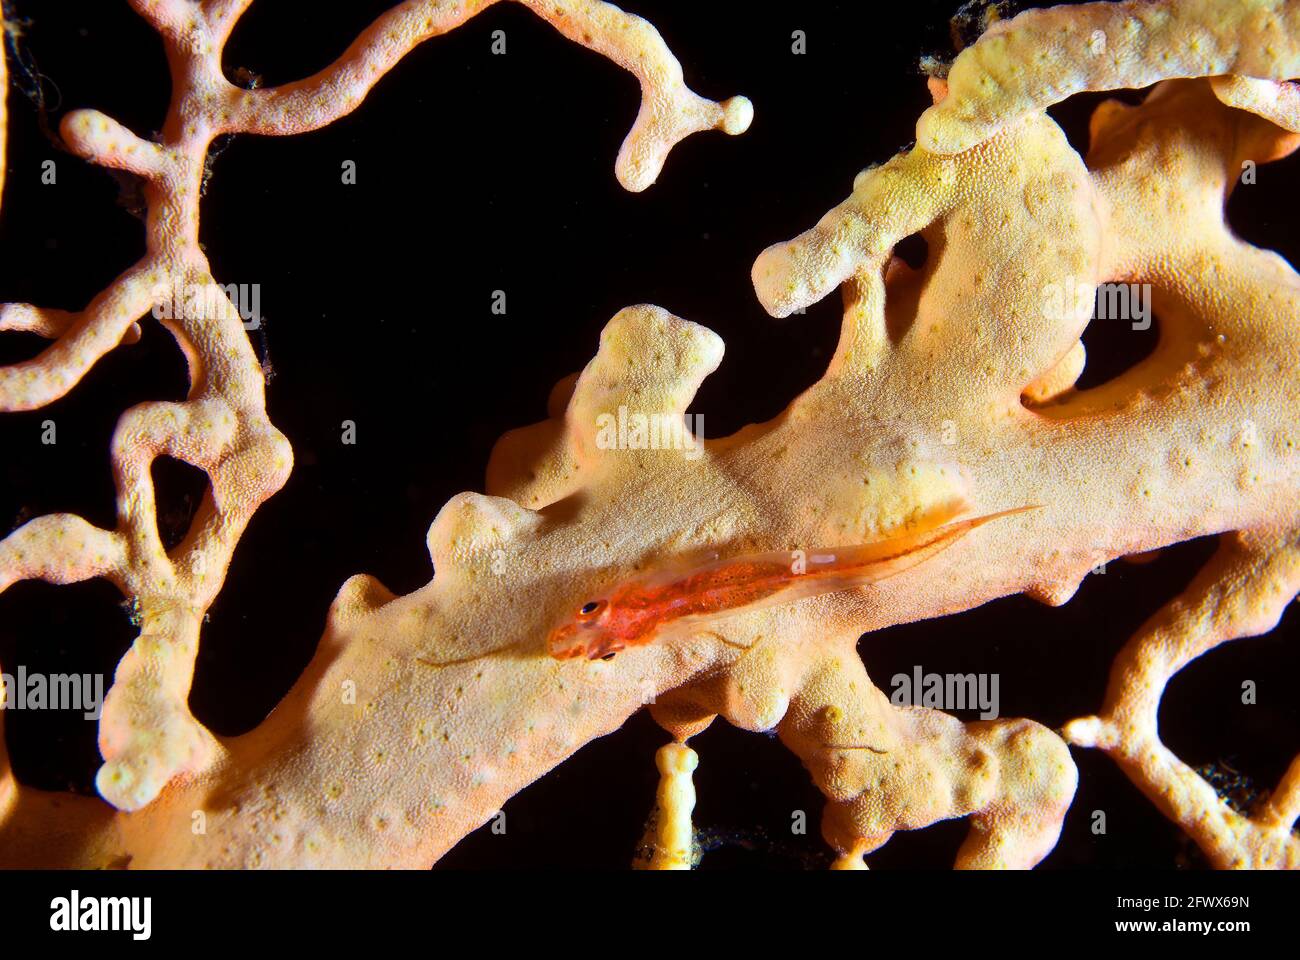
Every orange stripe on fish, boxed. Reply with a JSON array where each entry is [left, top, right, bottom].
[[547, 503, 1038, 661]]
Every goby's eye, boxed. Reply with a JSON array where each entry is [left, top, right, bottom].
[[579, 600, 604, 616]]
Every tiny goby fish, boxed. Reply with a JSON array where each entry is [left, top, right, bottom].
[[547, 503, 1037, 660]]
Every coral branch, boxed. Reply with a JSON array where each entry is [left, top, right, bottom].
[[0, 265, 157, 411], [1261, 753, 1300, 829], [1211, 75, 1300, 132], [0, 303, 76, 338], [1064, 525, 1300, 868], [201, 0, 256, 46], [0, 514, 124, 594], [636, 743, 698, 870], [61, 108, 171, 179], [221, 0, 751, 191], [125, 0, 191, 38], [0, 0, 751, 827], [918, 0, 1300, 153]]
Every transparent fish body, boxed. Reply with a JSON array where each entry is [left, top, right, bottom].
[[547, 503, 1036, 660]]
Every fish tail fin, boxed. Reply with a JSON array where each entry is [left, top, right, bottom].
[[800, 502, 1041, 594]]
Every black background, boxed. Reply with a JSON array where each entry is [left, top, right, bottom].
[[0, 0, 1297, 869]]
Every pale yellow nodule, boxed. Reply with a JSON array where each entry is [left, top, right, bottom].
[[644, 743, 698, 871]]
